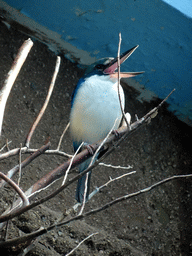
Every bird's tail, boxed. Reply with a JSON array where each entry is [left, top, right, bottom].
[[76, 158, 93, 203]]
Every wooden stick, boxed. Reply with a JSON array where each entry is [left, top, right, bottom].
[[0, 38, 33, 136], [0, 172, 29, 207], [25, 56, 61, 148]]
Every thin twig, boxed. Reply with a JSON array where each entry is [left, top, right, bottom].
[[0, 172, 29, 207], [62, 142, 84, 186], [117, 33, 130, 129], [0, 147, 72, 161], [99, 163, 132, 169], [65, 232, 98, 256], [88, 170, 136, 201], [25, 56, 61, 148], [0, 38, 33, 136], [56, 122, 70, 151], [18, 144, 22, 187], [0, 140, 12, 152]]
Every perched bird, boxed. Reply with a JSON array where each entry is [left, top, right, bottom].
[[70, 45, 143, 203]]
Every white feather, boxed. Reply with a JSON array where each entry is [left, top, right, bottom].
[[70, 74, 125, 145]]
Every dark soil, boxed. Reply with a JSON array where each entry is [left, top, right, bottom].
[[0, 20, 192, 256]]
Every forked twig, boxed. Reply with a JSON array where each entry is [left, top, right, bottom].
[[0, 146, 72, 161], [88, 170, 136, 201], [0, 143, 50, 188]]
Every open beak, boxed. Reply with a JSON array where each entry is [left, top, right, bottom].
[[103, 45, 144, 78]]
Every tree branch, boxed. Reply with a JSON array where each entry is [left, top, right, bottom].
[[0, 142, 50, 188], [0, 38, 33, 136], [0, 172, 29, 207]]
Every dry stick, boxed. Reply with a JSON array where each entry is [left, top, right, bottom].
[[62, 142, 84, 186], [99, 163, 132, 169], [0, 90, 175, 224], [18, 144, 22, 187], [0, 141, 12, 152], [25, 56, 61, 148], [0, 173, 191, 248], [0, 142, 50, 188], [88, 170, 136, 201], [0, 146, 72, 161], [65, 232, 98, 256], [117, 33, 130, 129], [27, 148, 72, 158], [56, 122, 70, 151], [0, 147, 27, 161], [0, 38, 33, 136], [0, 172, 29, 207]]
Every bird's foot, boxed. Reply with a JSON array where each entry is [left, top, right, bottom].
[[83, 143, 94, 155], [112, 129, 120, 138]]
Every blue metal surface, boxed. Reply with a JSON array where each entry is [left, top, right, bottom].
[[2, 0, 192, 124]]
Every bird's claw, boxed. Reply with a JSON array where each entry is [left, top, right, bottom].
[[83, 143, 94, 155], [112, 129, 120, 138]]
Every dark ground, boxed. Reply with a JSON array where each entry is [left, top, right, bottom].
[[0, 20, 192, 256]]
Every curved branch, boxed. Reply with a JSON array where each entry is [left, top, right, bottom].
[[0, 172, 29, 207], [0, 38, 33, 136]]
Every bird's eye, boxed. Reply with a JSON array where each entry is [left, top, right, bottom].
[[95, 64, 105, 71]]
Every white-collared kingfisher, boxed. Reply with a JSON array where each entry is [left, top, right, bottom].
[[70, 45, 143, 203]]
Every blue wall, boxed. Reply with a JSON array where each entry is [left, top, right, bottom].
[[2, 0, 192, 125]]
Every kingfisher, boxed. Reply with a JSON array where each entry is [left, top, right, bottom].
[[70, 45, 143, 203]]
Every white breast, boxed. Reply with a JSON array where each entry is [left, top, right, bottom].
[[70, 74, 125, 145]]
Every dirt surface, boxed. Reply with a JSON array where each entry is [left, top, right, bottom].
[[0, 20, 192, 256]]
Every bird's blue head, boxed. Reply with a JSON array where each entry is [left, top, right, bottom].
[[84, 45, 144, 79], [71, 45, 144, 107]]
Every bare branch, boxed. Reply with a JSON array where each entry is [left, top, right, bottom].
[[99, 163, 132, 170], [0, 172, 29, 207], [65, 232, 98, 256], [18, 144, 22, 187], [0, 146, 72, 161], [56, 122, 70, 151], [87, 170, 136, 202], [25, 56, 61, 148], [117, 32, 130, 128], [0, 38, 33, 136], [0, 140, 12, 152], [0, 142, 50, 188], [62, 142, 84, 186]]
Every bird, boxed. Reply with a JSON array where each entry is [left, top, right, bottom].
[[70, 45, 143, 203]]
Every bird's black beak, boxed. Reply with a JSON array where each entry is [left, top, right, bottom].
[[103, 45, 144, 78]]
